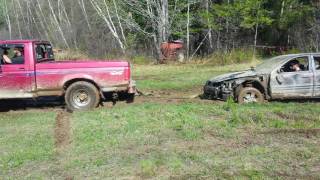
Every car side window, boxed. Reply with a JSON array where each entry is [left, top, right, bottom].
[[0, 44, 25, 65], [313, 56, 320, 70], [280, 56, 309, 72]]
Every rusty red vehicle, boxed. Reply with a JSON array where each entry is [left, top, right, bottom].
[[0, 40, 135, 111], [160, 40, 184, 62]]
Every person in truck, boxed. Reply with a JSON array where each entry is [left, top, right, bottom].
[[290, 60, 303, 72], [0, 46, 24, 64], [11, 47, 24, 64], [1, 49, 12, 64]]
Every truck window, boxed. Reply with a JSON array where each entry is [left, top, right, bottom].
[[0, 44, 24, 65], [314, 56, 320, 70], [35, 44, 54, 63]]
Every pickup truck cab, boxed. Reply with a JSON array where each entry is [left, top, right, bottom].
[[0, 40, 135, 110], [204, 53, 320, 103]]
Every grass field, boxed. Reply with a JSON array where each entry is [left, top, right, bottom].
[[1, 62, 320, 179]]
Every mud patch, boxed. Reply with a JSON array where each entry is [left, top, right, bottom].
[[54, 110, 72, 150], [275, 111, 317, 121], [260, 128, 320, 137]]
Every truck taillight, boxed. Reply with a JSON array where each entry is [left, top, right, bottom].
[[126, 62, 131, 81]]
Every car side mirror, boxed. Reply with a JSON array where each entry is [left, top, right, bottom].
[[277, 68, 284, 74]]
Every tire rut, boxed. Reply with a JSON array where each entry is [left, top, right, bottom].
[[54, 110, 72, 150]]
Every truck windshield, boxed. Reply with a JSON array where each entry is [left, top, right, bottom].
[[35, 44, 55, 63]]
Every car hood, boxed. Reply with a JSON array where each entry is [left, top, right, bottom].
[[209, 70, 262, 82]]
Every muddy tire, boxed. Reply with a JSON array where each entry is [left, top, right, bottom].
[[126, 93, 135, 103], [65, 81, 100, 111], [237, 87, 264, 104]]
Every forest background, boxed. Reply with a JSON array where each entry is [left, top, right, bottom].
[[0, 0, 319, 62]]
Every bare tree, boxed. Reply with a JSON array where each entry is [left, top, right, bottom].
[[205, 0, 213, 50], [47, 0, 70, 48], [4, 0, 11, 39], [187, 1, 190, 60], [123, 0, 171, 60], [90, 0, 126, 54], [13, 0, 22, 39], [78, 0, 92, 30]]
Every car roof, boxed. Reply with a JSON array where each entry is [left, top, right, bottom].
[[0, 39, 50, 44], [280, 53, 320, 57]]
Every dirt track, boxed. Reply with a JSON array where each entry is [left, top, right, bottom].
[[0, 87, 218, 113], [54, 110, 72, 150]]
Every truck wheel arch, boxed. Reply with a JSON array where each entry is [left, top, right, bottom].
[[63, 78, 100, 93], [235, 79, 266, 98]]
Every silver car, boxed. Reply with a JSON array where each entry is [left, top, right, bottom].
[[203, 53, 320, 103]]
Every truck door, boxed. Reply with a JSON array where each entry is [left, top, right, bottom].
[[270, 56, 314, 98], [312, 55, 320, 97], [0, 44, 34, 99]]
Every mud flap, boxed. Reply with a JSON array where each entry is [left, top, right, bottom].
[[128, 80, 136, 94]]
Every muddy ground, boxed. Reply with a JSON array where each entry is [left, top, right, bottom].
[[1, 87, 319, 113], [0, 87, 210, 113]]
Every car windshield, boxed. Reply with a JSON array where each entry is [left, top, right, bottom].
[[255, 56, 288, 72]]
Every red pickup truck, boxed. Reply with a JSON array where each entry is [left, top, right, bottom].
[[0, 40, 135, 111]]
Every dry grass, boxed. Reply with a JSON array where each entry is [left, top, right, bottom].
[[55, 49, 89, 61]]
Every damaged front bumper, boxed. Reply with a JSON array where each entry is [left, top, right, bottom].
[[203, 81, 234, 100]]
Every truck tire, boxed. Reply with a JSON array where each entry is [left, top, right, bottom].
[[237, 87, 264, 104], [65, 81, 100, 111], [126, 93, 135, 103]]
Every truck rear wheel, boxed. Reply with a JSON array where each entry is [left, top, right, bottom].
[[65, 81, 100, 111], [237, 87, 264, 104]]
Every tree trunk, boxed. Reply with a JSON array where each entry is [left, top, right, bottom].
[[112, 0, 127, 46], [187, 1, 190, 60], [47, 0, 70, 48], [4, 0, 12, 39], [78, 0, 91, 30], [205, 0, 213, 51], [253, 23, 259, 59], [13, 0, 22, 39], [90, 0, 126, 54]]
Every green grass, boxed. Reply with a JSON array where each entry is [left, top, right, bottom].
[[0, 111, 55, 178], [133, 62, 257, 90], [1, 62, 320, 179]]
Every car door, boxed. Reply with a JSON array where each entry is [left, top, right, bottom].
[[270, 56, 314, 99], [0, 44, 33, 99], [312, 55, 320, 97]]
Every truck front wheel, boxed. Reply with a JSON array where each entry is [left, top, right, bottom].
[[65, 81, 100, 111], [237, 87, 264, 104]]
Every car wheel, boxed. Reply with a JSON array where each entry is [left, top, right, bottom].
[[237, 87, 264, 104], [65, 81, 100, 111]]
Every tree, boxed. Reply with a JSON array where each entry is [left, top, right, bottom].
[[0, 0, 318, 59], [238, 0, 273, 57], [89, 0, 127, 54]]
